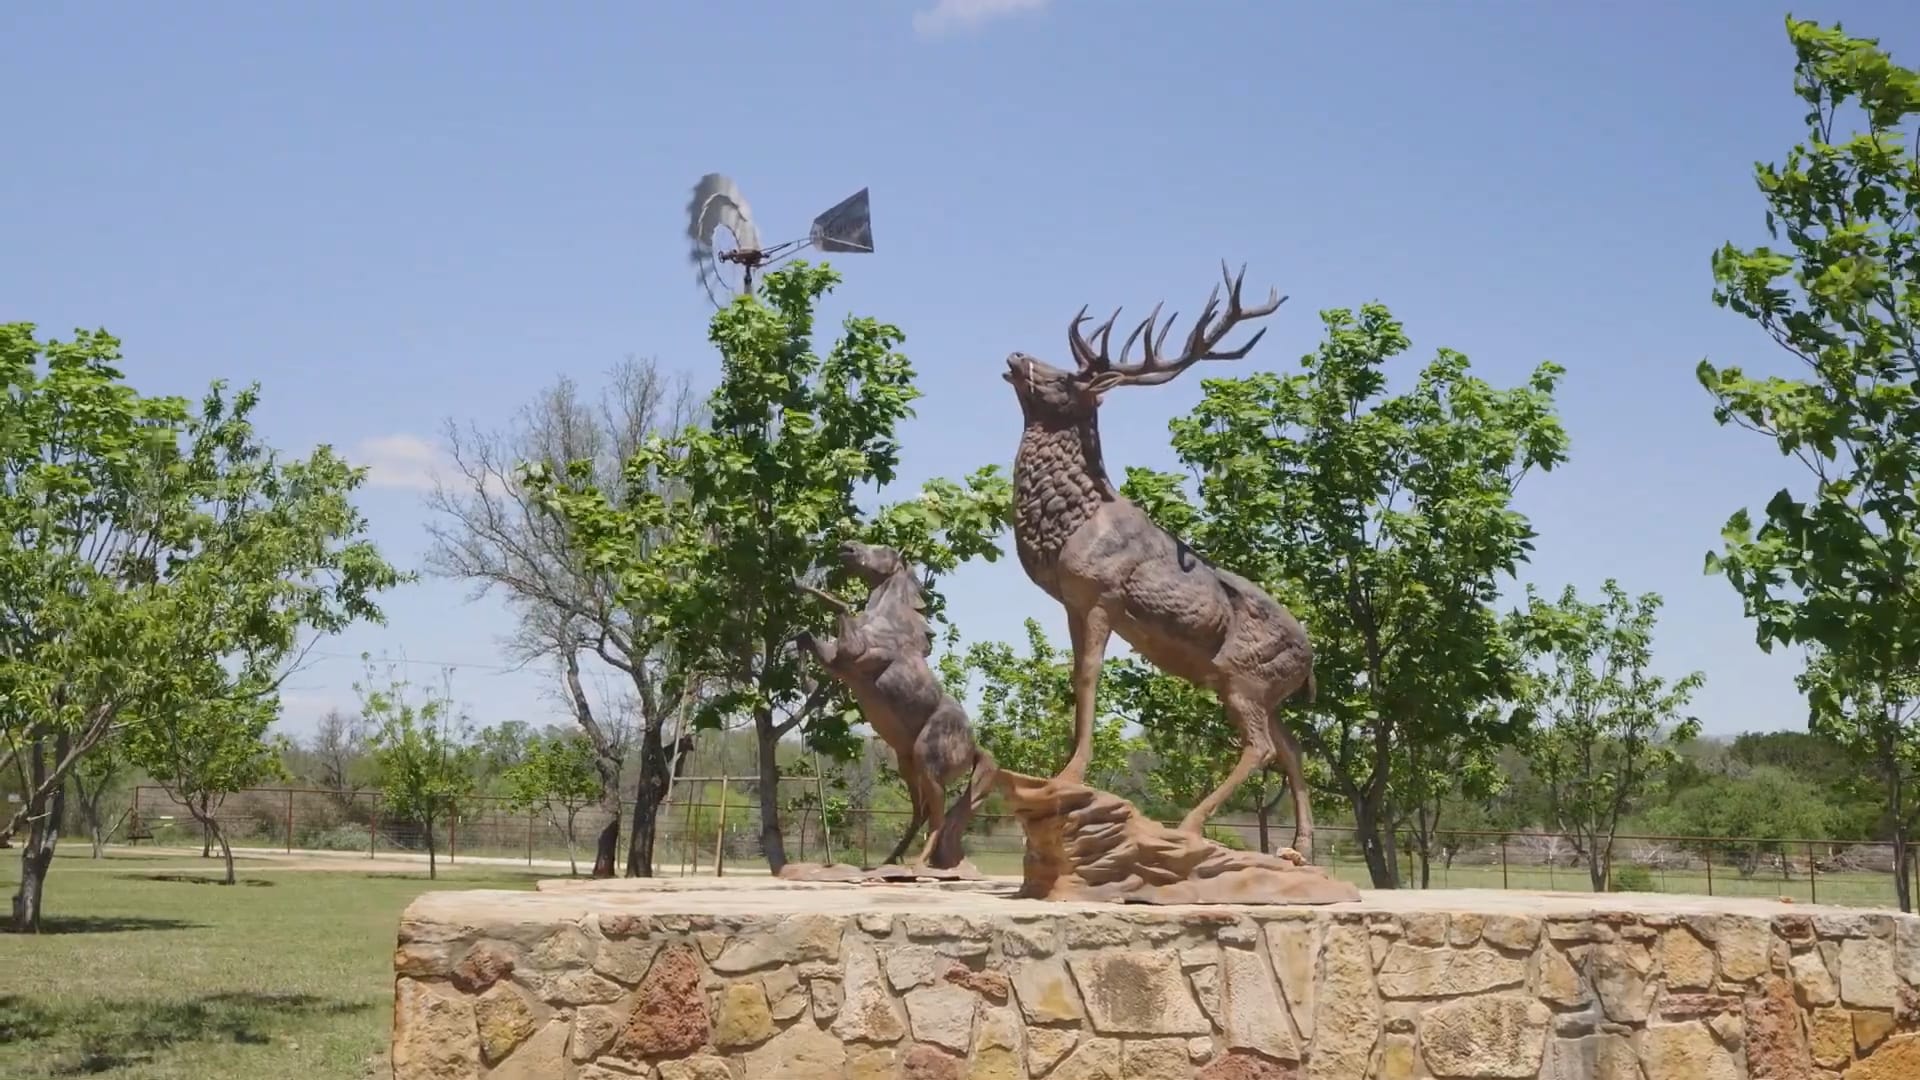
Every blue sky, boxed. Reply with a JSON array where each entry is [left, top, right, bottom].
[[6, 1, 1917, 740]]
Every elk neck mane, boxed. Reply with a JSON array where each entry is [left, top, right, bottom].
[[1013, 408, 1118, 564]]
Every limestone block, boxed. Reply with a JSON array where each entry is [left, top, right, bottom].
[[1219, 946, 1300, 1061], [905, 985, 978, 1053], [1308, 923, 1380, 1080], [742, 1021, 848, 1078], [1853, 1010, 1895, 1053], [1637, 1022, 1741, 1080], [391, 979, 479, 1080], [708, 914, 840, 973], [888, 944, 951, 990], [1377, 943, 1526, 999], [713, 979, 775, 1049], [473, 981, 539, 1064], [1538, 944, 1589, 1007], [591, 936, 658, 985], [1808, 1009, 1853, 1069], [1418, 994, 1550, 1078], [1592, 941, 1656, 1023], [656, 1056, 733, 1080], [1715, 917, 1774, 983], [1841, 936, 1899, 1009], [1843, 1034, 1920, 1079], [1122, 1038, 1195, 1079], [1541, 1034, 1644, 1080], [1660, 927, 1718, 991], [1068, 951, 1210, 1036], [1264, 919, 1318, 1041], [833, 938, 906, 1042], [1026, 1025, 1079, 1076], [568, 1002, 623, 1062], [1050, 1037, 1122, 1080], [1013, 957, 1085, 1024], [1793, 948, 1840, 1007], [486, 1019, 569, 1080], [1483, 914, 1543, 952], [763, 966, 806, 1020]]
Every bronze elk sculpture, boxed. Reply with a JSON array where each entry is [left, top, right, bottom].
[[795, 542, 997, 871], [1002, 262, 1320, 858]]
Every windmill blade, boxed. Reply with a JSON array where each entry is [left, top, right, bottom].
[[686, 173, 762, 305], [687, 174, 762, 261], [810, 187, 873, 254]]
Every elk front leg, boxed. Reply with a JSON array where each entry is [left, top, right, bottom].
[[1058, 602, 1112, 785], [1178, 693, 1271, 836], [883, 758, 926, 865]]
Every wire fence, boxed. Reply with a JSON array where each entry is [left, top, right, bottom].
[[120, 781, 1920, 909]]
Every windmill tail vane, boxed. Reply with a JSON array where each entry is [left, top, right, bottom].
[[683, 173, 875, 308]]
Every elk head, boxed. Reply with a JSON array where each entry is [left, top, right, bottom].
[[1003, 261, 1287, 425], [839, 541, 927, 611]]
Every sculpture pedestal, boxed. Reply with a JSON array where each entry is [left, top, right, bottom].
[[391, 879, 1920, 1079], [995, 767, 1362, 905]]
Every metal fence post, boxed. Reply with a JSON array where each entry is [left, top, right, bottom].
[[527, 812, 535, 867], [1808, 840, 1817, 905], [449, 809, 457, 864], [713, 777, 730, 878], [369, 794, 379, 859], [1501, 837, 1510, 890], [286, 789, 295, 854], [1705, 848, 1714, 897], [861, 807, 871, 869]]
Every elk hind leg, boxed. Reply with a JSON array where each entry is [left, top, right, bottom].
[[1177, 693, 1273, 836], [1269, 711, 1315, 862], [910, 761, 948, 868]]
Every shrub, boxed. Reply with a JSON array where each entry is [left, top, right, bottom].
[[1609, 864, 1654, 893], [308, 824, 373, 852]]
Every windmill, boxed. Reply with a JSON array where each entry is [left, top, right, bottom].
[[685, 173, 874, 308]]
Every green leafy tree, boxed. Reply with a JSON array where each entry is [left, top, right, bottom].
[[936, 619, 1134, 791], [1124, 303, 1567, 887], [1699, 17, 1920, 910], [67, 739, 128, 860], [1, 325, 401, 930], [363, 666, 477, 880], [1647, 765, 1837, 879], [1517, 581, 1704, 890], [1393, 732, 1508, 889], [502, 731, 603, 875], [127, 695, 289, 885], [527, 263, 1008, 871]]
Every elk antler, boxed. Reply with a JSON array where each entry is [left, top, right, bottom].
[[1067, 261, 1286, 385]]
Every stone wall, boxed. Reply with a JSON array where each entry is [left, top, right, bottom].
[[392, 881, 1920, 1079]]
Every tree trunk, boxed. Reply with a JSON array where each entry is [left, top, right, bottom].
[[214, 821, 236, 886], [565, 809, 580, 877], [1587, 831, 1608, 892], [592, 814, 619, 878], [1353, 797, 1397, 889], [1890, 785, 1912, 914], [11, 736, 69, 932], [425, 814, 439, 880], [755, 714, 787, 873], [625, 720, 678, 878]]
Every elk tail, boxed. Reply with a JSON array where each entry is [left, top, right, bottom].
[[931, 748, 998, 870], [1290, 669, 1317, 705]]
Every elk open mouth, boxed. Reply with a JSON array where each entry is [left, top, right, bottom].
[[1003, 353, 1028, 384]]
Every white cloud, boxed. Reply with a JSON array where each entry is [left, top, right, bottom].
[[912, 0, 1047, 39], [353, 433, 445, 492]]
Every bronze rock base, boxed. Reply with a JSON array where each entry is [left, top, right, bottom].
[[995, 768, 1361, 905], [775, 859, 985, 884]]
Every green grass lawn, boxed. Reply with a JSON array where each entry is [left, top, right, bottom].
[[0, 847, 543, 1079]]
